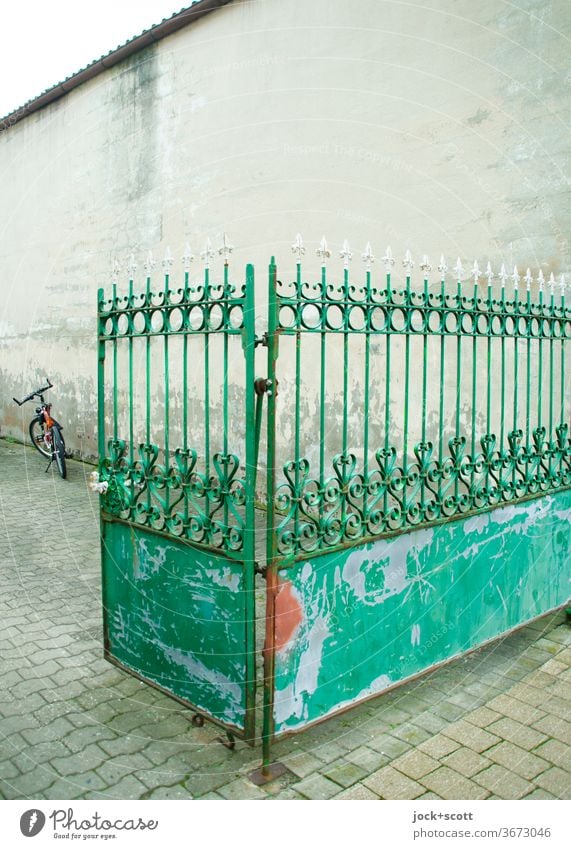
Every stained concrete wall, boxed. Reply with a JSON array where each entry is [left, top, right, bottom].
[[0, 0, 569, 459]]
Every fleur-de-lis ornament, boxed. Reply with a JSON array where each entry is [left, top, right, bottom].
[[127, 253, 137, 279], [162, 246, 174, 271], [201, 238, 215, 268], [339, 239, 353, 268], [560, 273, 566, 298], [316, 235, 331, 265], [524, 268, 532, 291], [382, 246, 395, 273], [537, 269, 545, 292], [498, 263, 508, 288], [438, 255, 448, 280], [218, 232, 234, 263], [472, 260, 480, 284], [549, 272, 556, 295], [361, 242, 375, 270], [402, 249, 414, 274], [182, 242, 194, 269], [111, 258, 120, 285], [454, 257, 464, 280], [420, 254, 432, 277], [291, 233, 305, 263], [485, 262, 494, 285], [144, 251, 156, 275], [511, 265, 520, 290]]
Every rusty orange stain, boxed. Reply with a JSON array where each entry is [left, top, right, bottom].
[[274, 580, 303, 651]]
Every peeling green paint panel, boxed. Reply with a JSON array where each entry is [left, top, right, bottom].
[[273, 491, 571, 734], [102, 520, 248, 732]]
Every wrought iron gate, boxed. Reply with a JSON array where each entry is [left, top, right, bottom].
[[97, 251, 258, 739], [98, 239, 570, 773]]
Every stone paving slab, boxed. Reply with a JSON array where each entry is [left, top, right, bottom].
[[0, 439, 570, 800]]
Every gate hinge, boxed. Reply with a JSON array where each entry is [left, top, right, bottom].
[[254, 377, 275, 397]]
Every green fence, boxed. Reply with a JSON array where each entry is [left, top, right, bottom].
[[97, 237, 570, 775]]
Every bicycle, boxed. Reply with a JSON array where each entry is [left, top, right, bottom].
[[13, 378, 67, 479]]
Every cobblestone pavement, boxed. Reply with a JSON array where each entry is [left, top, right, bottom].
[[0, 438, 570, 801]]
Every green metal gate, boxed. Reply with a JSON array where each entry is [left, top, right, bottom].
[[97, 239, 570, 772], [97, 249, 258, 739], [261, 243, 570, 772]]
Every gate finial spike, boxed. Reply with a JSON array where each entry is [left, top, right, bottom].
[[111, 258, 120, 285], [291, 233, 305, 263], [454, 257, 464, 280], [499, 263, 508, 287], [362, 242, 375, 270], [402, 249, 414, 273], [485, 262, 494, 284], [524, 268, 532, 291], [127, 253, 137, 279], [437, 255, 448, 280], [512, 264, 520, 290], [316, 235, 331, 266], [218, 232, 234, 263], [420, 254, 432, 277], [472, 260, 480, 283], [560, 273, 566, 297], [537, 269, 545, 292], [382, 246, 395, 273], [162, 246, 174, 270], [182, 242, 194, 269], [201, 237, 215, 268], [339, 239, 353, 268], [144, 251, 156, 274], [549, 272, 556, 294]]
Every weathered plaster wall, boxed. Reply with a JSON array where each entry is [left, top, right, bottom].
[[0, 0, 569, 457]]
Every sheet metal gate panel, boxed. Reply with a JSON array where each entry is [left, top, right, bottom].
[[97, 260, 258, 740], [98, 245, 570, 771]]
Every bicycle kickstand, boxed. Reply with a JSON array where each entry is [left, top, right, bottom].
[[45, 457, 54, 473]]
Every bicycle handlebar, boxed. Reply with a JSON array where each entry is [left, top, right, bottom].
[[13, 378, 53, 406]]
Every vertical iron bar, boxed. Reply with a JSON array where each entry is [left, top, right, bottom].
[[183, 268, 189, 453], [538, 285, 543, 431], [363, 267, 371, 520], [243, 263, 257, 742], [97, 289, 106, 464], [294, 261, 301, 545], [164, 276, 170, 512], [471, 279, 477, 459], [112, 283, 118, 442], [128, 278, 134, 467], [319, 262, 326, 490], [500, 279, 506, 453], [403, 271, 411, 518], [438, 276, 445, 506], [204, 265, 211, 490], [383, 268, 392, 525], [525, 284, 531, 454], [223, 261, 229, 536], [454, 274, 461, 505]]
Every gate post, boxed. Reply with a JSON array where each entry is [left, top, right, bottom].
[[259, 257, 282, 779]]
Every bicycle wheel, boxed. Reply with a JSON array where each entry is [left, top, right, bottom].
[[29, 417, 51, 459], [52, 425, 67, 479]]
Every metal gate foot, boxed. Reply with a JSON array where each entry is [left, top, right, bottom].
[[248, 761, 290, 786], [216, 731, 236, 750], [190, 714, 205, 727]]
